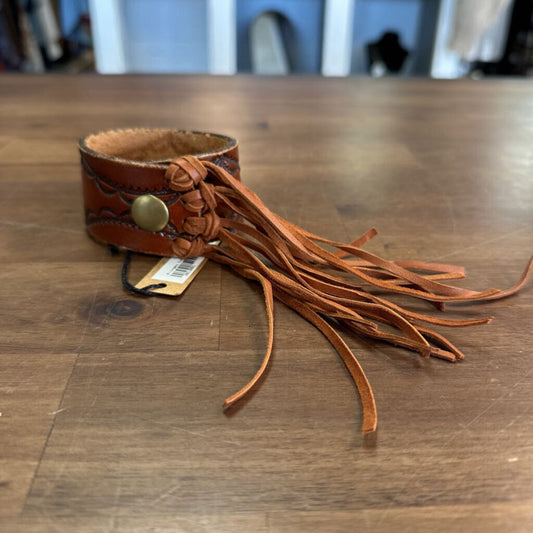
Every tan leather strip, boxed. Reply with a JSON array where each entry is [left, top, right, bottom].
[[274, 289, 378, 434], [222, 268, 274, 409]]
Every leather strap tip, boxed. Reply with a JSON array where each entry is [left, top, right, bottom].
[[222, 399, 236, 410], [362, 422, 377, 434]]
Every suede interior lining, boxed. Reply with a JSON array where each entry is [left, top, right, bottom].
[[84, 128, 233, 162]]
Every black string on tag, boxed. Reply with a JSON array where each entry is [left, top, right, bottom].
[[118, 249, 167, 296]]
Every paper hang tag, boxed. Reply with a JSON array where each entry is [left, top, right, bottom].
[[135, 240, 220, 296], [135, 255, 208, 296]]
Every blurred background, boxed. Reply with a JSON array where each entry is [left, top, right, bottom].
[[1, 0, 531, 78]]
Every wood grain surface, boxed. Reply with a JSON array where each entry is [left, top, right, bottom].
[[0, 75, 532, 532]]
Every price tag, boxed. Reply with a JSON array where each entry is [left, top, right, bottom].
[[135, 255, 209, 296]]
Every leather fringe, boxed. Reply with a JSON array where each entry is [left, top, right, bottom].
[[164, 156, 533, 434]]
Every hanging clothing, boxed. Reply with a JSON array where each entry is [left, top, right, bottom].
[[449, 0, 513, 62]]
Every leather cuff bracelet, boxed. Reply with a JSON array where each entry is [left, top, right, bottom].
[[79, 128, 532, 435], [79, 128, 240, 256]]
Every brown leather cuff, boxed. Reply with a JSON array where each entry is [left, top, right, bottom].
[[79, 128, 239, 256]]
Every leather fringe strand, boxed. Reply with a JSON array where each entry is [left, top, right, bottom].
[[161, 155, 533, 434]]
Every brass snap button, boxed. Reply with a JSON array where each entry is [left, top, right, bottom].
[[131, 194, 169, 232]]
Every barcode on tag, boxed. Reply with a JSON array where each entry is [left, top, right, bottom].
[[151, 256, 205, 284], [135, 242, 219, 296]]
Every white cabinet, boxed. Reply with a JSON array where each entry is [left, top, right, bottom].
[[88, 0, 235, 74], [88, 0, 499, 78]]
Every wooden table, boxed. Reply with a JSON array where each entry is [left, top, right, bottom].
[[1, 75, 532, 532]]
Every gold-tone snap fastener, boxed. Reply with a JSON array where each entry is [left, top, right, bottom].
[[131, 194, 169, 232]]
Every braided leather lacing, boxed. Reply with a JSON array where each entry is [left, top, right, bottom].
[[165, 156, 533, 434]]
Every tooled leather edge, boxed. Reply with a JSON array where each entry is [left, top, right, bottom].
[[79, 129, 240, 256]]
